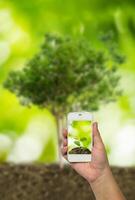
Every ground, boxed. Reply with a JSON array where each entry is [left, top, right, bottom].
[[0, 164, 135, 200]]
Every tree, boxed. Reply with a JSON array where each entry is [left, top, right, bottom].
[[4, 33, 124, 166]]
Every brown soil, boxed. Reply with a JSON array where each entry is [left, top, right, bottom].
[[0, 164, 135, 200], [69, 147, 91, 154]]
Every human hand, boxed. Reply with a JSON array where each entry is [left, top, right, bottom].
[[61, 122, 110, 183], [62, 122, 126, 200]]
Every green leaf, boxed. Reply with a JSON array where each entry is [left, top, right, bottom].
[[80, 137, 87, 141], [74, 140, 81, 146]]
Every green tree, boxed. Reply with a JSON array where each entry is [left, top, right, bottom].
[[4, 33, 124, 166]]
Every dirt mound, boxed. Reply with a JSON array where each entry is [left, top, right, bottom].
[[69, 147, 91, 154]]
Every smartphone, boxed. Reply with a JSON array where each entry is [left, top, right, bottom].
[[67, 112, 93, 162]]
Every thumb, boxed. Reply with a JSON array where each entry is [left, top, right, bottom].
[[92, 122, 104, 149]]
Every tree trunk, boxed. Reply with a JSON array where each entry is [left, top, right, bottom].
[[56, 116, 63, 168]]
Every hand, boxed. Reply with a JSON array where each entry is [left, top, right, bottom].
[[62, 122, 126, 200], [61, 122, 110, 183]]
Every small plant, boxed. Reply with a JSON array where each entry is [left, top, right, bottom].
[[69, 120, 92, 154], [4, 33, 124, 166]]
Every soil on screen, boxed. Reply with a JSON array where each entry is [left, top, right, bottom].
[[69, 147, 91, 154]]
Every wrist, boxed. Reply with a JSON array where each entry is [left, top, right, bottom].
[[88, 166, 126, 200], [88, 165, 112, 187], [89, 166, 113, 200]]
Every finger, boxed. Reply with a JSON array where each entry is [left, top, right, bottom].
[[61, 146, 68, 161], [63, 129, 68, 138], [92, 122, 104, 149], [61, 146, 68, 156], [63, 138, 68, 146]]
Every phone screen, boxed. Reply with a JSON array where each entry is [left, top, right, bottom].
[[68, 120, 92, 155]]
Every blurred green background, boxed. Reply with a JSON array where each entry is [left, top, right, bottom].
[[0, 0, 135, 166]]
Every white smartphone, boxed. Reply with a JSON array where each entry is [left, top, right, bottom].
[[67, 112, 93, 162]]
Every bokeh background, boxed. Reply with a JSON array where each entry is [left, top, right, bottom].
[[0, 0, 135, 166]]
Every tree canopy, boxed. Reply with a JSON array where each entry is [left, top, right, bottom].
[[4, 33, 124, 116]]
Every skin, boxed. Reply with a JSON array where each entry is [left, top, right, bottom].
[[61, 122, 126, 200]]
